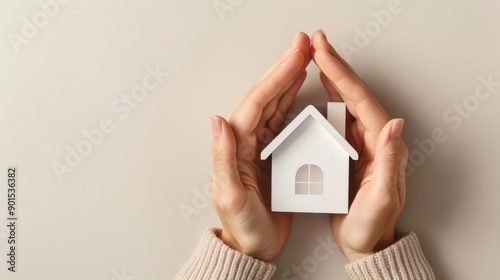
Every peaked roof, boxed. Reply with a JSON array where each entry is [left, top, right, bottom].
[[261, 105, 359, 160]]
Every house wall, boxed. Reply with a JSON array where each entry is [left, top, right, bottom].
[[271, 116, 350, 213]]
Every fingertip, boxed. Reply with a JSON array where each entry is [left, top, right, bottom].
[[377, 119, 404, 151], [314, 47, 345, 77], [294, 31, 302, 41], [211, 115, 222, 139], [319, 28, 327, 38], [295, 31, 309, 41], [390, 119, 404, 140], [293, 32, 311, 52], [311, 29, 331, 51], [211, 116, 239, 182], [372, 119, 404, 194], [311, 29, 327, 43]]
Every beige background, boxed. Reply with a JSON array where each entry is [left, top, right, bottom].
[[1, 0, 499, 279]]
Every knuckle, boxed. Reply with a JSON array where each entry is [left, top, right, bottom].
[[212, 145, 224, 163]]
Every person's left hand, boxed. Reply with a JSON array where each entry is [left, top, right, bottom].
[[210, 32, 312, 261], [311, 30, 408, 262]]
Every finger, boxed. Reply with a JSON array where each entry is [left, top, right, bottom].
[[311, 30, 358, 76], [258, 74, 299, 128], [312, 30, 357, 123], [211, 116, 244, 198], [267, 71, 307, 134], [258, 59, 309, 125], [320, 70, 343, 102], [260, 32, 311, 81], [230, 49, 305, 136], [320, 71, 359, 127], [314, 47, 389, 134], [397, 142, 409, 206], [371, 119, 404, 199], [261, 32, 311, 123]]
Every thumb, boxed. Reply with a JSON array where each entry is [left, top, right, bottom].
[[210, 116, 241, 193], [371, 119, 404, 195]]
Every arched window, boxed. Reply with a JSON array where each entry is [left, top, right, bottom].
[[295, 164, 324, 195]]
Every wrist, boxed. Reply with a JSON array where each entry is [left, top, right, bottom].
[[343, 232, 396, 263], [219, 229, 241, 252], [219, 229, 276, 262], [345, 251, 373, 263]]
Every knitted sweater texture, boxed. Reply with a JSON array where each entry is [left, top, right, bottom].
[[177, 229, 434, 280]]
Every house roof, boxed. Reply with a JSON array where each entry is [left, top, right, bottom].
[[261, 105, 359, 160]]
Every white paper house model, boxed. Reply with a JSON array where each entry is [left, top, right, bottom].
[[260, 102, 358, 214]]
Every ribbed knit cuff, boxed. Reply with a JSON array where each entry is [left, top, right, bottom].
[[176, 228, 276, 280], [345, 232, 435, 280]]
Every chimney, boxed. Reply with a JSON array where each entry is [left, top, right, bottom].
[[327, 102, 346, 138]]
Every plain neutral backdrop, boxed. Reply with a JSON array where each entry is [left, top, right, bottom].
[[1, 0, 499, 279]]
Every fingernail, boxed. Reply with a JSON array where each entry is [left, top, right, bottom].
[[294, 31, 302, 42], [391, 119, 404, 139], [211, 116, 222, 138], [319, 29, 327, 39]]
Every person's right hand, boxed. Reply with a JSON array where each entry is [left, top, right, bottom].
[[210, 32, 311, 262], [311, 30, 409, 263]]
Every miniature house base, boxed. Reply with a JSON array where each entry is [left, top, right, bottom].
[[261, 103, 358, 214]]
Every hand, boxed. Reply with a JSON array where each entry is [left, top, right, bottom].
[[210, 32, 312, 262], [311, 30, 409, 263]]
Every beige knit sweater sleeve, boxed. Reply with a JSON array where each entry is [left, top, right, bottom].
[[176, 229, 434, 280], [345, 232, 435, 279], [176, 228, 276, 280]]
